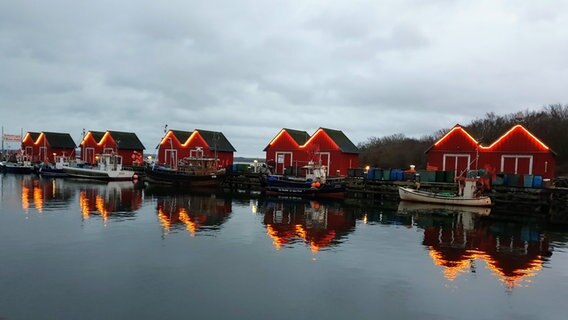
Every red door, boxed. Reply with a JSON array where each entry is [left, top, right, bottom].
[[444, 154, 470, 176], [502, 156, 532, 174], [275, 152, 292, 174]]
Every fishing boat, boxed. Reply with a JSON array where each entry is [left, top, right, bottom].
[[63, 153, 135, 181], [144, 156, 226, 188], [262, 161, 345, 199], [37, 156, 71, 177], [397, 200, 491, 216], [398, 177, 492, 207], [0, 154, 34, 174]]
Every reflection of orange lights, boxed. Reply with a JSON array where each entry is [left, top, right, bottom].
[[33, 186, 43, 213], [95, 196, 108, 222], [157, 207, 172, 232], [178, 208, 198, 236], [479, 251, 543, 289], [428, 248, 543, 288], [21, 186, 30, 210], [429, 249, 472, 281], [309, 231, 336, 254], [266, 225, 285, 250], [79, 191, 90, 219], [295, 225, 307, 240]]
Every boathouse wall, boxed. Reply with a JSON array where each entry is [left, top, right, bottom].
[[264, 128, 359, 176], [426, 124, 556, 179], [80, 131, 145, 166], [157, 130, 235, 169], [264, 129, 309, 175], [22, 132, 76, 163]]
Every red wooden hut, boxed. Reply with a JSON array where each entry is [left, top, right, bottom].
[[264, 128, 359, 176], [479, 125, 556, 179], [157, 129, 236, 169], [264, 128, 310, 174], [80, 130, 145, 166], [425, 125, 480, 175], [302, 128, 359, 176], [426, 124, 556, 179], [21, 131, 76, 163]]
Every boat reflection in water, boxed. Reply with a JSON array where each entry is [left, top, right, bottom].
[[76, 180, 143, 222], [398, 201, 550, 290], [259, 199, 355, 252], [155, 194, 232, 236], [20, 176, 75, 213]]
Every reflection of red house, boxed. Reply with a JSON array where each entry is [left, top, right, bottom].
[[80, 130, 145, 166], [426, 124, 556, 179], [421, 215, 548, 288], [264, 128, 359, 176], [262, 201, 355, 252], [156, 195, 232, 235], [21, 131, 76, 163], [78, 183, 143, 221], [157, 129, 236, 169]]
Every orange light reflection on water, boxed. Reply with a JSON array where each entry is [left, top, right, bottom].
[[428, 248, 543, 289]]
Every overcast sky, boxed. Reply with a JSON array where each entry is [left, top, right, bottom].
[[1, 0, 568, 157]]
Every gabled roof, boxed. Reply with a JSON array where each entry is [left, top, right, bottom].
[[169, 130, 193, 144], [284, 128, 310, 146], [318, 128, 359, 153], [107, 131, 145, 150], [264, 128, 310, 151], [88, 131, 106, 143], [28, 132, 41, 141], [480, 124, 556, 155], [43, 132, 76, 149], [196, 129, 236, 152], [425, 124, 479, 153]]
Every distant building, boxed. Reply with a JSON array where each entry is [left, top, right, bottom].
[[264, 127, 359, 176], [426, 124, 556, 179], [21, 131, 76, 163], [80, 130, 145, 166], [157, 129, 236, 169]]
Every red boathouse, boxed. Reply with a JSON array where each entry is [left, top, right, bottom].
[[21, 131, 76, 163], [426, 124, 556, 179], [264, 128, 359, 176], [80, 130, 145, 166], [157, 129, 236, 169]]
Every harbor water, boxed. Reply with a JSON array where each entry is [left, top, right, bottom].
[[1, 174, 568, 320]]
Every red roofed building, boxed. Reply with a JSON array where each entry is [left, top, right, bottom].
[[80, 130, 145, 166], [157, 129, 236, 169], [264, 128, 359, 176], [264, 128, 310, 175], [426, 124, 556, 179], [21, 131, 76, 163]]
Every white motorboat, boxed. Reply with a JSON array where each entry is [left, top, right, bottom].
[[398, 178, 492, 207], [63, 154, 134, 181]]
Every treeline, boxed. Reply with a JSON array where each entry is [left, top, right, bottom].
[[357, 104, 568, 175]]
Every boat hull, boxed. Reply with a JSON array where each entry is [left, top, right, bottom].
[[63, 166, 134, 181], [398, 187, 492, 207], [263, 176, 345, 199], [0, 162, 34, 174], [397, 200, 491, 216], [144, 167, 226, 188]]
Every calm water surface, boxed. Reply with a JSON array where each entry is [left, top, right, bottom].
[[1, 174, 568, 320]]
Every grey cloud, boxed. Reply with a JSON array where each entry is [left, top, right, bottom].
[[1, 0, 568, 156]]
